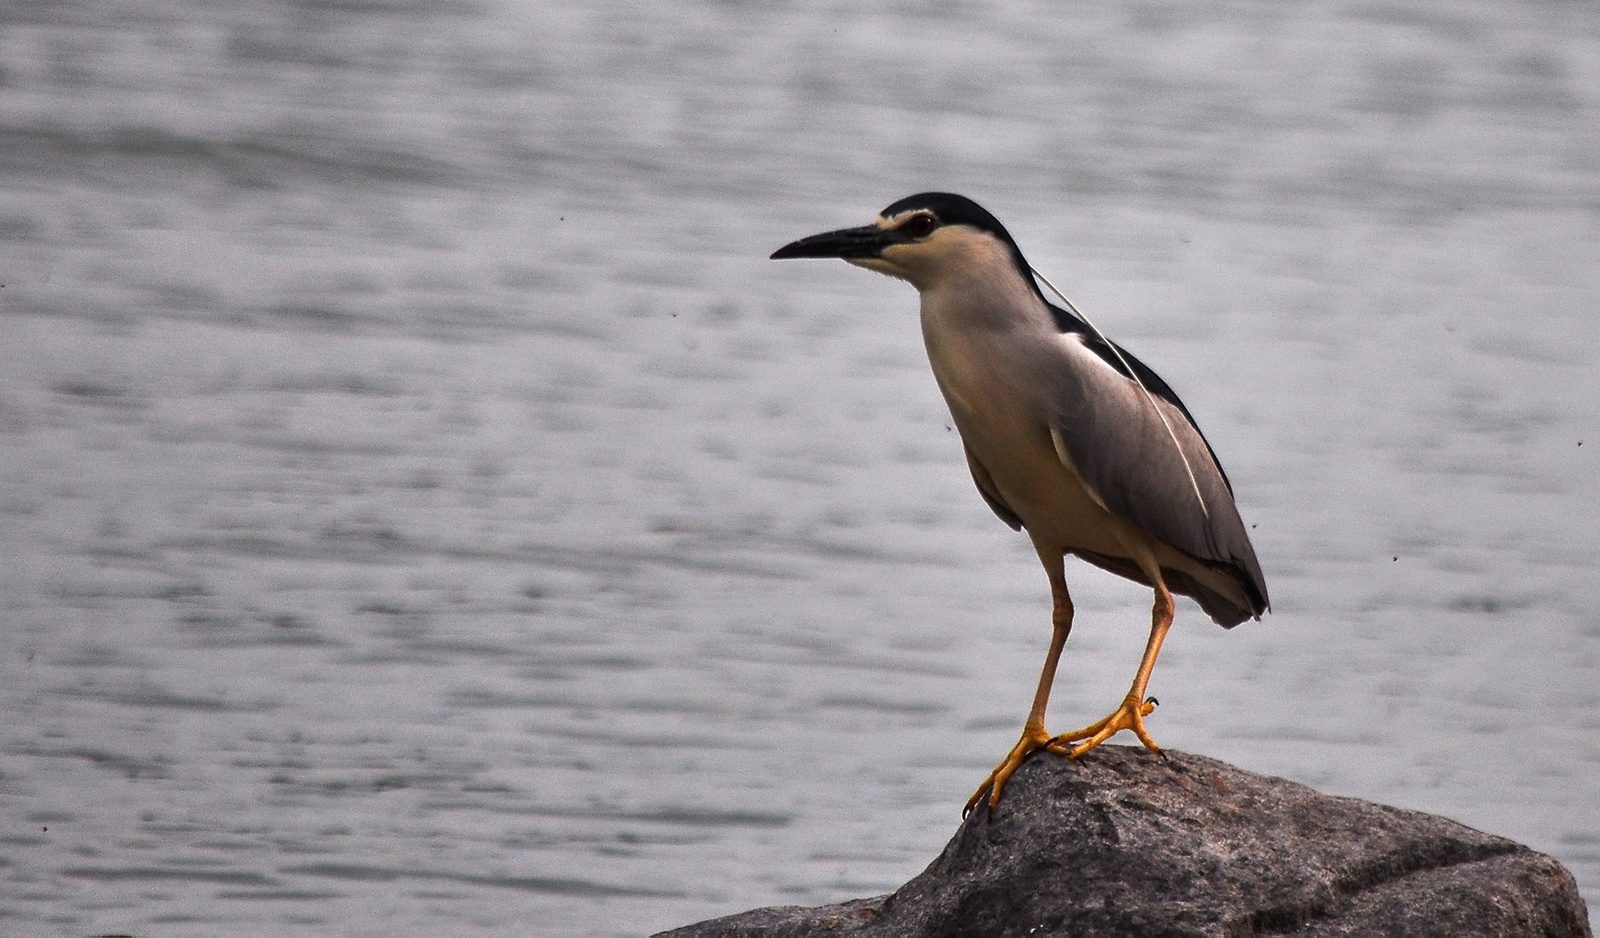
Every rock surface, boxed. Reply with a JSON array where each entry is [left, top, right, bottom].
[[657, 746, 1591, 937]]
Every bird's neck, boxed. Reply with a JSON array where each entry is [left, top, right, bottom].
[[917, 264, 1050, 335]]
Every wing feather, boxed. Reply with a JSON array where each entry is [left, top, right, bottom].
[[1043, 330, 1268, 619], [964, 443, 1023, 531]]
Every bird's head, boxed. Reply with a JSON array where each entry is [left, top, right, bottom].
[[771, 192, 1035, 293]]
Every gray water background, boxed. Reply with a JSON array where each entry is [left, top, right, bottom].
[[1, 0, 1597, 934]]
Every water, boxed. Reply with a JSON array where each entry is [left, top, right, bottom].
[[1, 1, 1597, 934]]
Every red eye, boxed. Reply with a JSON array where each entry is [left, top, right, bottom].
[[903, 214, 938, 238]]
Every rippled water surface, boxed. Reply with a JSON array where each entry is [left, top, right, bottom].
[[1, 1, 1597, 934]]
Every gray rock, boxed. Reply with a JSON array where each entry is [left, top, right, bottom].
[[657, 746, 1591, 937]]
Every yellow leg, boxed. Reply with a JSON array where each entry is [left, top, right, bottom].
[[1049, 574, 1175, 759], [964, 567, 1073, 816]]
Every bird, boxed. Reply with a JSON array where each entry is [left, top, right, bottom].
[[770, 193, 1268, 814]]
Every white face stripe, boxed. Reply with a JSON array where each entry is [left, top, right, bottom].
[[887, 223, 1006, 258], [858, 223, 1016, 291], [875, 209, 934, 229]]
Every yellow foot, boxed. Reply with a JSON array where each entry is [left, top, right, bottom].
[[1047, 695, 1160, 760], [964, 723, 1053, 817]]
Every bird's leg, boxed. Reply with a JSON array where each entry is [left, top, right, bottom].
[[1049, 576, 1174, 759], [964, 574, 1072, 816]]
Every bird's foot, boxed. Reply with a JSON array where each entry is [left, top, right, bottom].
[[1047, 695, 1160, 760], [963, 723, 1054, 817]]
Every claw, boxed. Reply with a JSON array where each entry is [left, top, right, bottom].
[[966, 696, 1166, 815], [964, 724, 1053, 816], [1048, 695, 1161, 759], [961, 784, 989, 819]]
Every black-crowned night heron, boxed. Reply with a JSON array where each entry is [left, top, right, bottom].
[[771, 193, 1268, 814]]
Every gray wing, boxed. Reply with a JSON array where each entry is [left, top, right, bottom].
[[964, 443, 1022, 531], [1043, 336, 1268, 618]]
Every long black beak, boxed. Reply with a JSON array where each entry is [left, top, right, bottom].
[[770, 224, 895, 260]]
